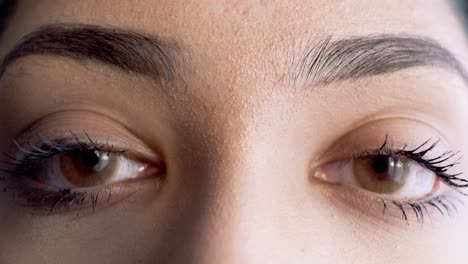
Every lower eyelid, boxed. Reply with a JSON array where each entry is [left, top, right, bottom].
[[1, 174, 161, 215], [321, 183, 464, 224]]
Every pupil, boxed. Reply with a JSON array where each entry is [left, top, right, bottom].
[[372, 155, 389, 174], [80, 150, 101, 168]]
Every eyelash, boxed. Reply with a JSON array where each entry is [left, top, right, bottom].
[[351, 136, 467, 223], [379, 195, 463, 224], [0, 133, 128, 213], [354, 136, 467, 187], [0, 133, 466, 222]]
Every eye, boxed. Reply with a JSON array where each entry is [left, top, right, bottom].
[[0, 134, 163, 192], [315, 154, 441, 201], [31, 149, 159, 189], [0, 133, 165, 212]]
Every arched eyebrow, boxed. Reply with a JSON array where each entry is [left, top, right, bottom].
[[0, 24, 181, 81], [294, 35, 468, 86]]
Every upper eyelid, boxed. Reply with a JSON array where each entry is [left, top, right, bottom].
[[311, 133, 466, 188], [0, 135, 130, 177], [350, 141, 467, 189], [0, 110, 166, 171]]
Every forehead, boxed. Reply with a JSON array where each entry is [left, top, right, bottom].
[[3, 1, 465, 50]]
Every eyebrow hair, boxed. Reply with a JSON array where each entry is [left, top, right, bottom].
[[0, 24, 465, 90], [295, 35, 468, 86], [0, 24, 180, 81]]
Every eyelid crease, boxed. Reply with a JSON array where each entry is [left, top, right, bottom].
[[3, 110, 165, 166], [310, 115, 460, 170]]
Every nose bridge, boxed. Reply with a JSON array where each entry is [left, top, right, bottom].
[[158, 82, 315, 262], [183, 142, 290, 263], [169, 112, 304, 263]]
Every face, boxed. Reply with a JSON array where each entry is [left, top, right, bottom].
[[0, 0, 467, 263]]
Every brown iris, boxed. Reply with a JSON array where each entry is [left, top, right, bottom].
[[353, 155, 409, 194], [59, 150, 118, 187]]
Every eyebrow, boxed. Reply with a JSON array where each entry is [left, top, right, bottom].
[[0, 24, 180, 81], [294, 35, 468, 86], [0, 24, 466, 89]]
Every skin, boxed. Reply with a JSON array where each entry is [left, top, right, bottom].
[[0, 0, 468, 263]]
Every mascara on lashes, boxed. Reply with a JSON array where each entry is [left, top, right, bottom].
[[0, 133, 466, 221]]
